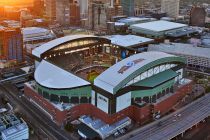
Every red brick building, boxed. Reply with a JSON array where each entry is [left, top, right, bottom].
[[24, 81, 192, 125], [24, 36, 194, 128]]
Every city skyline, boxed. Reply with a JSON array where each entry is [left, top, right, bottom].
[[0, 0, 209, 140], [0, 0, 33, 6]]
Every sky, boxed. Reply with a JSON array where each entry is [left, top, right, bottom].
[[0, 0, 33, 6]]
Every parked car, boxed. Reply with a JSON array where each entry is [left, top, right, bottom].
[[114, 131, 120, 137], [119, 129, 125, 134]]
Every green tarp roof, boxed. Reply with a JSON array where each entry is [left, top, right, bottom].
[[132, 69, 178, 88], [77, 123, 100, 139]]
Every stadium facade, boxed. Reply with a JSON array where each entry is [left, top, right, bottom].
[[24, 35, 193, 125]]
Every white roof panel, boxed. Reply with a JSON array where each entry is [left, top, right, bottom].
[[94, 52, 176, 94], [118, 17, 154, 24], [105, 35, 154, 47], [148, 43, 210, 59], [114, 22, 125, 26], [35, 60, 90, 89], [32, 35, 96, 58], [130, 20, 187, 32], [2, 123, 28, 137], [22, 27, 49, 35]]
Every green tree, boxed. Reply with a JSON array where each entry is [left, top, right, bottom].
[[64, 123, 75, 133]]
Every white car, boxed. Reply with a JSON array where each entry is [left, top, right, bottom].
[[119, 129, 125, 134], [155, 114, 161, 119], [114, 131, 120, 137]]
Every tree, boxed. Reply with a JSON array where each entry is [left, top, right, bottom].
[[64, 123, 75, 133], [205, 86, 210, 93]]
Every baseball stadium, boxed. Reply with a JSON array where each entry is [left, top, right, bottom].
[[24, 35, 193, 139]]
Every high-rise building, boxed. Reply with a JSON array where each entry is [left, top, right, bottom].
[[88, 0, 110, 30], [189, 6, 206, 27], [121, 0, 134, 16], [45, 0, 56, 22], [70, 1, 81, 26], [0, 26, 23, 64], [88, 0, 123, 31], [33, 0, 44, 16], [55, 0, 81, 26], [78, 0, 88, 18], [56, 0, 70, 26], [161, 0, 180, 18]]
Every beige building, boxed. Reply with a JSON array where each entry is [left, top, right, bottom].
[[161, 0, 180, 18]]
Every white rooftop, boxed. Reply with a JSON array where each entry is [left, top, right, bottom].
[[130, 20, 187, 32], [34, 60, 90, 89], [51, 102, 74, 111], [105, 35, 154, 47], [114, 22, 125, 26], [120, 17, 149, 22], [1, 123, 28, 137], [2, 20, 21, 28], [2, 20, 19, 24], [148, 43, 210, 59], [32, 35, 96, 58], [22, 27, 49, 35], [94, 52, 177, 94], [34, 18, 44, 23], [118, 17, 154, 23]]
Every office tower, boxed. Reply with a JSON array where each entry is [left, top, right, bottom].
[[0, 27, 23, 63], [121, 0, 134, 16], [55, 0, 81, 26], [161, 0, 180, 18], [70, 0, 81, 26], [33, 0, 44, 16], [56, 0, 70, 25], [79, 0, 88, 18], [88, 0, 110, 30], [190, 6, 206, 27], [88, 0, 123, 31], [45, 0, 56, 22]]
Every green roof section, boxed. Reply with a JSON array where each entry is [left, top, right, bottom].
[[77, 123, 100, 139], [132, 69, 178, 88], [114, 56, 185, 94]]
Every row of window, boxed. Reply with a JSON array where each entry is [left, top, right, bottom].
[[133, 86, 174, 104], [53, 40, 99, 51], [125, 64, 177, 87], [37, 88, 90, 103]]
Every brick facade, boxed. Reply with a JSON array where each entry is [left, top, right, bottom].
[[24, 81, 193, 126]]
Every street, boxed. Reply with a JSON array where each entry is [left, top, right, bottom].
[[180, 117, 210, 140], [118, 93, 210, 140], [0, 82, 75, 140]]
